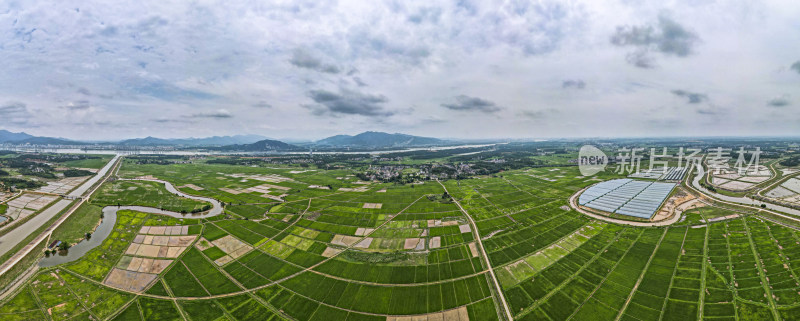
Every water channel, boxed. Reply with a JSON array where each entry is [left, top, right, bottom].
[[39, 179, 223, 267]]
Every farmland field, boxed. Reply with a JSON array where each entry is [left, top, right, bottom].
[[4, 0, 800, 318], [0, 153, 114, 192], [92, 180, 212, 213], [2, 156, 800, 320]]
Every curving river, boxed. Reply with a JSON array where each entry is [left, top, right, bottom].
[[39, 178, 223, 267], [118, 178, 224, 217]]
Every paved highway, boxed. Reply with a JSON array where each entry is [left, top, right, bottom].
[[0, 156, 119, 257]]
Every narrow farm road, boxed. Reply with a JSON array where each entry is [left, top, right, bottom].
[[437, 180, 514, 321]]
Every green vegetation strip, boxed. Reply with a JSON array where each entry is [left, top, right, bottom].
[[0, 238, 46, 293]]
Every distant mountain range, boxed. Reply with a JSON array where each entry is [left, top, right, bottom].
[[0, 129, 452, 150], [0, 130, 270, 147], [0, 130, 33, 142], [215, 139, 298, 151], [0, 130, 77, 145], [314, 131, 446, 148], [118, 135, 268, 147]]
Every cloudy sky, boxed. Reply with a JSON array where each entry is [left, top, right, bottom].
[[1, 0, 799, 141]]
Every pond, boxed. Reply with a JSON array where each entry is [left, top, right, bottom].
[[39, 206, 119, 267]]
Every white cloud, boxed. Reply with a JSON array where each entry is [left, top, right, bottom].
[[0, 0, 798, 140], [189, 109, 233, 119]]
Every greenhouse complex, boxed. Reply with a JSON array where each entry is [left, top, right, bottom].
[[579, 179, 677, 219]]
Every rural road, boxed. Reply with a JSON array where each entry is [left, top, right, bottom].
[[756, 166, 800, 198], [438, 180, 514, 321], [67, 158, 120, 198], [690, 163, 800, 217], [0, 155, 119, 257], [683, 163, 800, 226]]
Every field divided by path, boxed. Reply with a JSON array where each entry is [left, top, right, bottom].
[[0, 159, 502, 320], [4, 162, 800, 320], [443, 167, 800, 321]]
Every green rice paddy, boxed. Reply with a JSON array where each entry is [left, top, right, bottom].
[[2, 157, 800, 320], [92, 180, 211, 213]]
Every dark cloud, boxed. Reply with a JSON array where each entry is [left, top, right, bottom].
[[612, 25, 653, 47], [695, 104, 726, 115], [289, 49, 340, 74], [611, 14, 699, 68], [345, 29, 431, 65], [305, 88, 391, 117], [767, 96, 790, 107], [130, 79, 218, 101], [99, 25, 118, 37], [417, 116, 446, 124], [671, 90, 708, 104], [133, 16, 168, 38], [153, 118, 194, 124], [695, 108, 718, 115], [62, 100, 92, 110], [519, 108, 556, 119], [189, 109, 233, 118], [509, 1, 576, 56], [353, 77, 367, 87], [792, 61, 800, 74], [626, 50, 655, 68], [456, 0, 478, 15], [441, 95, 502, 113], [252, 101, 272, 108], [562, 80, 586, 89], [77, 87, 92, 96], [656, 16, 698, 56], [408, 7, 442, 24], [72, 120, 112, 127], [0, 102, 27, 113], [0, 101, 32, 124]]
